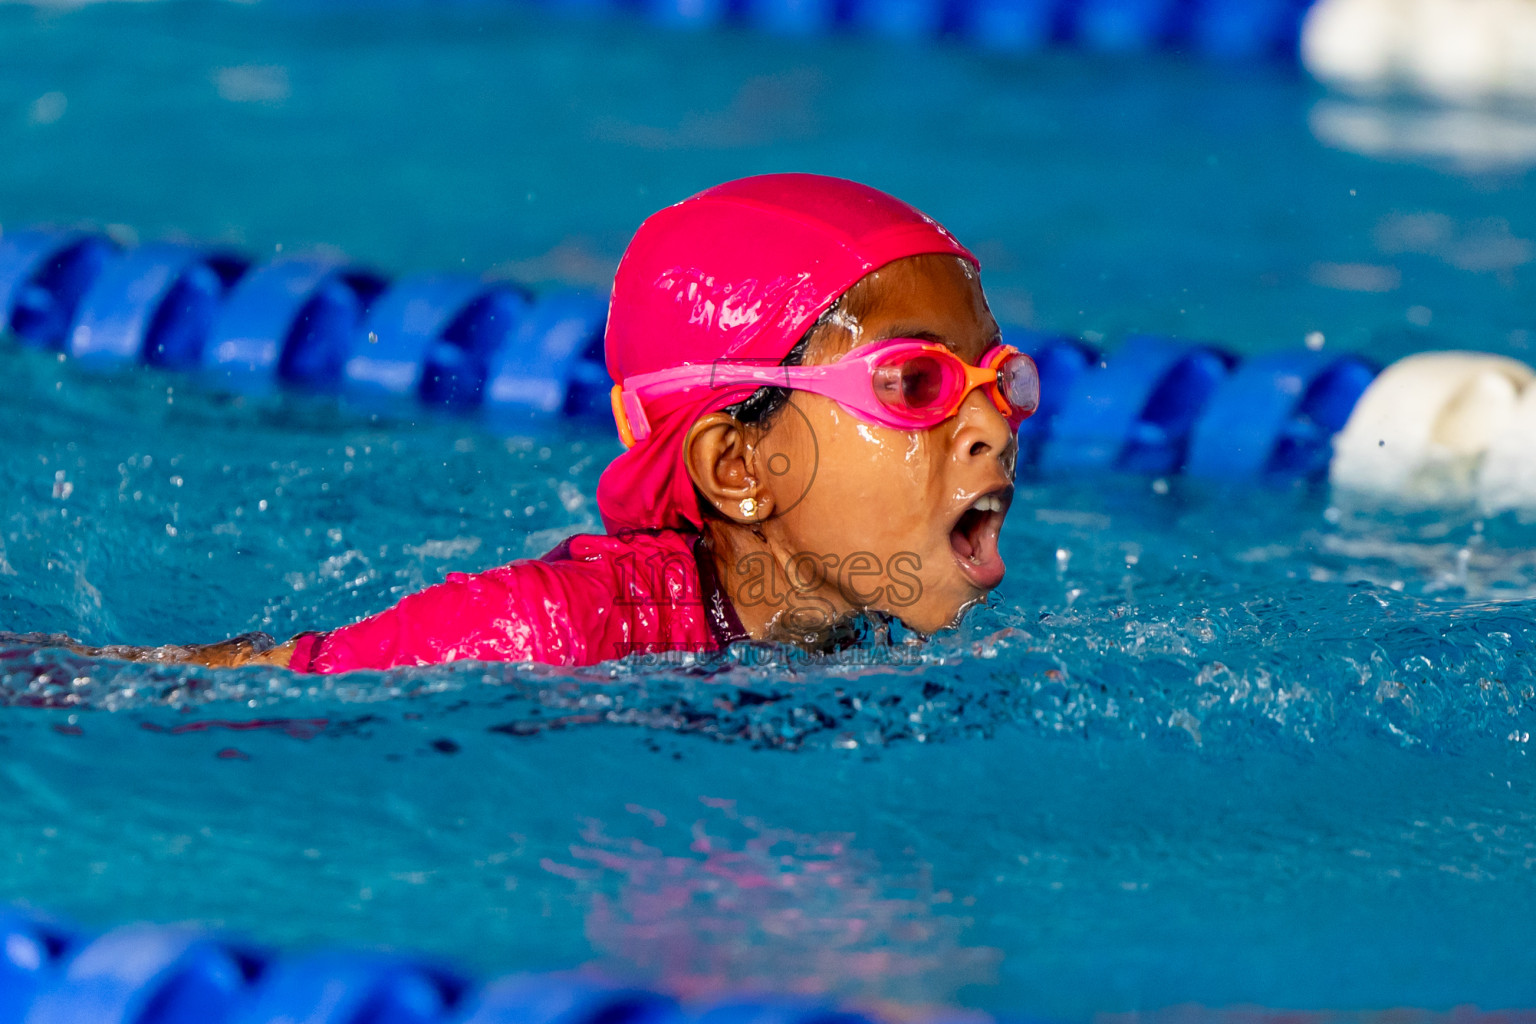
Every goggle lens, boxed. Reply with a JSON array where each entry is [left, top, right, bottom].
[[996, 352, 1040, 423], [873, 353, 952, 416]]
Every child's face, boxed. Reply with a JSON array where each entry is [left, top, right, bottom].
[[751, 253, 1016, 635]]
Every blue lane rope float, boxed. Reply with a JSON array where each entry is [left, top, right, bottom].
[[483, 289, 612, 423], [846, 0, 948, 41], [202, 256, 388, 397], [1073, 0, 1185, 52], [0, 225, 1381, 481], [67, 244, 250, 371], [1184, 349, 1376, 478], [344, 275, 529, 409], [956, 0, 1059, 52], [461, 976, 676, 1024], [1188, 0, 1313, 59], [741, 0, 839, 36], [0, 911, 914, 1024], [0, 231, 119, 352], [1001, 329, 1099, 466], [277, 0, 1317, 59], [23, 925, 259, 1024], [1038, 334, 1237, 476], [640, 0, 1316, 58], [597, 0, 1305, 58]]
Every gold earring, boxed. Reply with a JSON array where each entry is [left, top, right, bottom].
[[739, 497, 757, 517]]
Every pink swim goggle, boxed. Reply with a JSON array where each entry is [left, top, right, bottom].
[[611, 338, 1040, 447]]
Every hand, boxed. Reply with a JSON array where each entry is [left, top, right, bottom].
[[177, 633, 298, 669], [9, 632, 299, 669]]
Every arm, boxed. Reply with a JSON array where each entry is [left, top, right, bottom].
[[29, 563, 544, 675], [59, 632, 303, 669], [306, 568, 545, 672], [37, 555, 573, 675]]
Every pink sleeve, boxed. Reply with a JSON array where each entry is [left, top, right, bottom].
[[289, 530, 720, 673], [300, 565, 556, 673], [287, 632, 325, 672]]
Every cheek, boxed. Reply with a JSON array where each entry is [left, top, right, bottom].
[[788, 401, 941, 525]]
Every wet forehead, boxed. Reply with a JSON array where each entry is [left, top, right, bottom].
[[812, 254, 999, 363]]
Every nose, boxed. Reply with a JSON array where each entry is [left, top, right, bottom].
[[951, 386, 1016, 476]]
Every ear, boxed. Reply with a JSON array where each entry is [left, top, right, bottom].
[[684, 412, 771, 523]]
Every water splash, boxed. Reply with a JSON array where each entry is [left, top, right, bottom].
[[7, 563, 1536, 757]]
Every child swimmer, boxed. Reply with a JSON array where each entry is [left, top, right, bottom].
[[71, 174, 1038, 671]]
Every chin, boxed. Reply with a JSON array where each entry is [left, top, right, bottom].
[[893, 583, 991, 636]]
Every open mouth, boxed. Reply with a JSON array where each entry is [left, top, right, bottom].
[[949, 486, 1011, 590]]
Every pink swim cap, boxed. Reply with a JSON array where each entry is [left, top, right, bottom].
[[596, 173, 978, 534]]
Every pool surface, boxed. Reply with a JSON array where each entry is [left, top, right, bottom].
[[2, 2, 1536, 1019]]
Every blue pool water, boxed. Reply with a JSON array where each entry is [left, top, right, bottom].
[[2, 2, 1536, 1018]]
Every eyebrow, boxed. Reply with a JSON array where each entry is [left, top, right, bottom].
[[880, 325, 949, 346], [878, 324, 1004, 354]]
